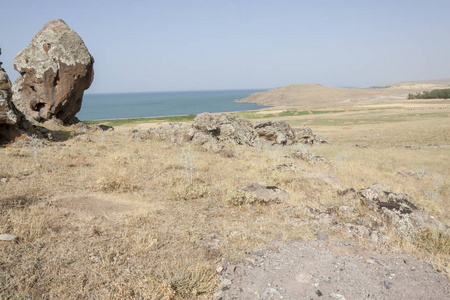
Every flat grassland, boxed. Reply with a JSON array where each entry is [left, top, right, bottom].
[[1, 98, 449, 298]]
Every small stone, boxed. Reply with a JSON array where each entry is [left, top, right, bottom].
[[220, 278, 232, 288], [233, 265, 246, 277], [330, 293, 346, 300], [384, 280, 394, 289], [295, 272, 312, 284], [317, 231, 329, 241], [261, 287, 283, 299], [1, 177, 6, 183], [0, 234, 17, 241], [213, 290, 224, 299], [316, 290, 323, 296]]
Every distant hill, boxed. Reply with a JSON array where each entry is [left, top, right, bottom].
[[396, 78, 450, 86], [237, 81, 449, 107]]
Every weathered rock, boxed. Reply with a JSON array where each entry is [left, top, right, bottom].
[[357, 184, 446, 234], [151, 122, 195, 145], [291, 150, 331, 165], [237, 182, 289, 204], [0, 49, 33, 144], [150, 113, 328, 153], [0, 234, 17, 241], [92, 124, 114, 132], [293, 126, 328, 144], [359, 184, 418, 215], [192, 112, 259, 146], [254, 120, 295, 145], [12, 19, 94, 125]]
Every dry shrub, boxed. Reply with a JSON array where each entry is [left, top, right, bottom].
[[96, 174, 132, 192], [169, 264, 220, 296], [173, 184, 210, 201], [416, 229, 450, 255], [227, 190, 257, 206]]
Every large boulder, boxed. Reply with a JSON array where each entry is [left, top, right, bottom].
[[12, 19, 94, 125], [0, 49, 32, 144]]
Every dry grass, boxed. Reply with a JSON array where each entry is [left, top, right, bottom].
[[0, 100, 449, 298]]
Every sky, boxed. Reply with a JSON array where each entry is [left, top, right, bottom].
[[1, 0, 449, 94]]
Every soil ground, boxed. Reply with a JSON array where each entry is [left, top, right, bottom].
[[220, 240, 449, 299]]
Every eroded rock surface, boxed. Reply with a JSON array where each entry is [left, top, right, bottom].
[[0, 49, 32, 144], [254, 120, 295, 146], [192, 113, 259, 146], [237, 182, 290, 204], [149, 113, 326, 152], [12, 19, 94, 125]]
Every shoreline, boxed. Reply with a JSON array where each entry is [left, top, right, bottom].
[[81, 106, 273, 123]]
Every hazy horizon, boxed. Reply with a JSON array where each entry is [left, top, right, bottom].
[[1, 0, 449, 94]]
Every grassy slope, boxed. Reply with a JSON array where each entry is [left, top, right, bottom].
[[1, 99, 449, 299]]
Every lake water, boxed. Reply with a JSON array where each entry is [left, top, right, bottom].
[[77, 89, 268, 120]]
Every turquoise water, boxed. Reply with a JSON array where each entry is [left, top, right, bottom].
[[77, 89, 268, 120]]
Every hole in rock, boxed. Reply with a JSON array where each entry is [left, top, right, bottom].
[[36, 103, 46, 112], [53, 71, 60, 86]]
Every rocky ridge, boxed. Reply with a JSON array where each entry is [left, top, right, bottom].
[[149, 112, 326, 153]]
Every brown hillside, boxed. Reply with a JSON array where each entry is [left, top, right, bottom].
[[237, 83, 449, 107]]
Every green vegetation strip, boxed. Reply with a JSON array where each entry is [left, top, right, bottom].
[[408, 89, 450, 99], [83, 114, 197, 126]]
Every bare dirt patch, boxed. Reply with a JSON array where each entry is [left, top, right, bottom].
[[221, 240, 449, 300]]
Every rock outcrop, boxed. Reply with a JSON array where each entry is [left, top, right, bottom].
[[237, 182, 289, 204], [0, 49, 32, 144], [254, 121, 295, 146], [149, 112, 326, 151], [293, 184, 447, 248], [192, 113, 259, 147], [12, 19, 94, 125], [292, 126, 328, 144]]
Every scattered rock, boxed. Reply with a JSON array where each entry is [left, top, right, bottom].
[[330, 293, 346, 300], [237, 182, 289, 204], [384, 280, 394, 290], [397, 170, 427, 179], [151, 122, 194, 145], [12, 19, 94, 125], [254, 120, 295, 145], [198, 233, 221, 250], [219, 278, 232, 288], [222, 241, 450, 300], [0, 234, 17, 241], [92, 124, 114, 132], [354, 144, 369, 148], [261, 287, 283, 299], [290, 150, 331, 165], [272, 163, 307, 172], [295, 272, 312, 284], [192, 112, 259, 146], [292, 126, 328, 144], [213, 289, 224, 299], [130, 129, 149, 140]]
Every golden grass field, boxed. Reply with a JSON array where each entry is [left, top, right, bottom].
[[1, 98, 449, 299]]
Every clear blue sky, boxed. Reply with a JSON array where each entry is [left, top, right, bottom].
[[1, 0, 449, 93]]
